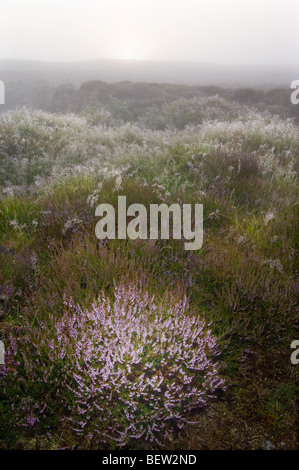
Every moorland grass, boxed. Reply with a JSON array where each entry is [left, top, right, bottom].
[[0, 101, 298, 449]]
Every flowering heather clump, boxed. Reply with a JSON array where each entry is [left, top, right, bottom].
[[0, 280, 225, 447], [61, 282, 224, 445]]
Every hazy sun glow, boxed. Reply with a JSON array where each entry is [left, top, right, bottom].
[[118, 44, 143, 61]]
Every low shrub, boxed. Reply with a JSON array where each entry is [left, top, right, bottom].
[[0, 279, 225, 447]]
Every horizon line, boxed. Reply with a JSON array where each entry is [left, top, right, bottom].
[[0, 57, 298, 69]]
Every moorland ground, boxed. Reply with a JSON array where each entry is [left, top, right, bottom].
[[0, 84, 298, 449]]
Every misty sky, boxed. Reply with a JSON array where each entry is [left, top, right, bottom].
[[1, 0, 298, 65]]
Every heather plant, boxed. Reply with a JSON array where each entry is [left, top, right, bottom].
[[196, 239, 299, 343], [0, 282, 15, 318], [83, 103, 119, 127], [138, 96, 246, 130], [0, 279, 225, 447]]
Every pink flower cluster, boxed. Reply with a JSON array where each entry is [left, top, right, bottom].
[[1, 280, 225, 446], [58, 281, 225, 445]]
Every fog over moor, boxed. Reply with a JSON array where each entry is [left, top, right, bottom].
[[0, 0, 298, 87]]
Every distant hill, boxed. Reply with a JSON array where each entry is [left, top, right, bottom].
[[1, 78, 298, 124], [0, 59, 298, 88]]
